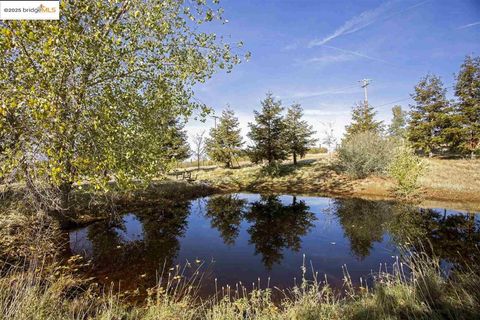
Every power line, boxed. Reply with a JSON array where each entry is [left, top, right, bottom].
[[370, 83, 456, 109]]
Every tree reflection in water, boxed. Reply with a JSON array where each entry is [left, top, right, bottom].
[[333, 198, 394, 259], [81, 201, 191, 287], [245, 195, 316, 269], [378, 204, 480, 267], [205, 194, 247, 245], [70, 193, 480, 297]]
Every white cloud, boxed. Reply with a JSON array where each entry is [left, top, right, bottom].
[[283, 86, 361, 100], [303, 109, 350, 116], [301, 53, 357, 65], [298, 44, 392, 67], [282, 43, 298, 51], [308, 1, 395, 47], [308, 0, 428, 47], [457, 21, 480, 30], [322, 45, 392, 65]]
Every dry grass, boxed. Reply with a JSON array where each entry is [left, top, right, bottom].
[[1, 251, 479, 320], [418, 158, 480, 200], [192, 153, 480, 211]]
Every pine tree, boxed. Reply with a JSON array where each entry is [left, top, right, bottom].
[[206, 107, 244, 168], [388, 105, 407, 139], [455, 55, 480, 159], [344, 102, 383, 139], [163, 117, 191, 162], [170, 122, 191, 161], [407, 74, 453, 157], [284, 104, 317, 164], [247, 93, 288, 165]]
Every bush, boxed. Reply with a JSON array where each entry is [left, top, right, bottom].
[[388, 145, 426, 198], [309, 147, 328, 154], [337, 131, 397, 178]]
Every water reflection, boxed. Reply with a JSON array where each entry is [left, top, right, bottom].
[[245, 195, 316, 269], [334, 198, 394, 259], [71, 202, 190, 286], [69, 193, 479, 295], [391, 208, 480, 267], [205, 194, 246, 246]]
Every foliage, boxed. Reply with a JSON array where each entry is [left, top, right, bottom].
[[454, 55, 480, 159], [0, 0, 245, 210], [205, 194, 247, 246], [309, 146, 328, 154], [337, 131, 397, 178], [205, 108, 244, 168], [245, 195, 316, 269], [344, 102, 383, 139], [283, 104, 317, 164], [407, 74, 455, 156], [388, 105, 407, 139], [247, 93, 288, 165], [167, 119, 191, 162], [388, 145, 426, 198]]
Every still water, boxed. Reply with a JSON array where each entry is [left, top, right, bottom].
[[69, 193, 479, 295]]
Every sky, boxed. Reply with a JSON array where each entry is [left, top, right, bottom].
[[186, 0, 480, 147]]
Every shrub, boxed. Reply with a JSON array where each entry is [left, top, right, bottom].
[[388, 145, 426, 198], [337, 131, 397, 178], [309, 147, 328, 154]]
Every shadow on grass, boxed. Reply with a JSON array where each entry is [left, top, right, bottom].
[[240, 158, 356, 196]]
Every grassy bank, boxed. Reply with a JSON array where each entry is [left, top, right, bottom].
[[1, 170, 479, 319], [0, 180, 218, 229], [1, 251, 479, 320], [192, 154, 480, 211]]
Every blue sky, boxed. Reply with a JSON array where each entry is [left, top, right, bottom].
[[187, 0, 480, 146]]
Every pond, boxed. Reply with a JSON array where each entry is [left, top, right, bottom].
[[69, 193, 480, 297]]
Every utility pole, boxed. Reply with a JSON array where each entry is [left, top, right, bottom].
[[359, 79, 371, 107], [212, 115, 220, 129]]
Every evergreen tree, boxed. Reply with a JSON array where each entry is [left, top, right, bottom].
[[168, 119, 191, 162], [205, 108, 244, 168], [284, 104, 317, 164], [344, 102, 383, 139], [455, 55, 480, 159], [388, 105, 407, 139], [407, 74, 453, 157], [247, 93, 288, 165]]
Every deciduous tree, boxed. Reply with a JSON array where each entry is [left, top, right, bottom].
[[192, 131, 206, 170], [0, 0, 245, 214]]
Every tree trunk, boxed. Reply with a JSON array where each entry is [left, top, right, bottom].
[[293, 152, 297, 165], [59, 181, 72, 211]]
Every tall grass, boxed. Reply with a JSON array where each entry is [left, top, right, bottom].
[[1, 250, 479, 320]]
